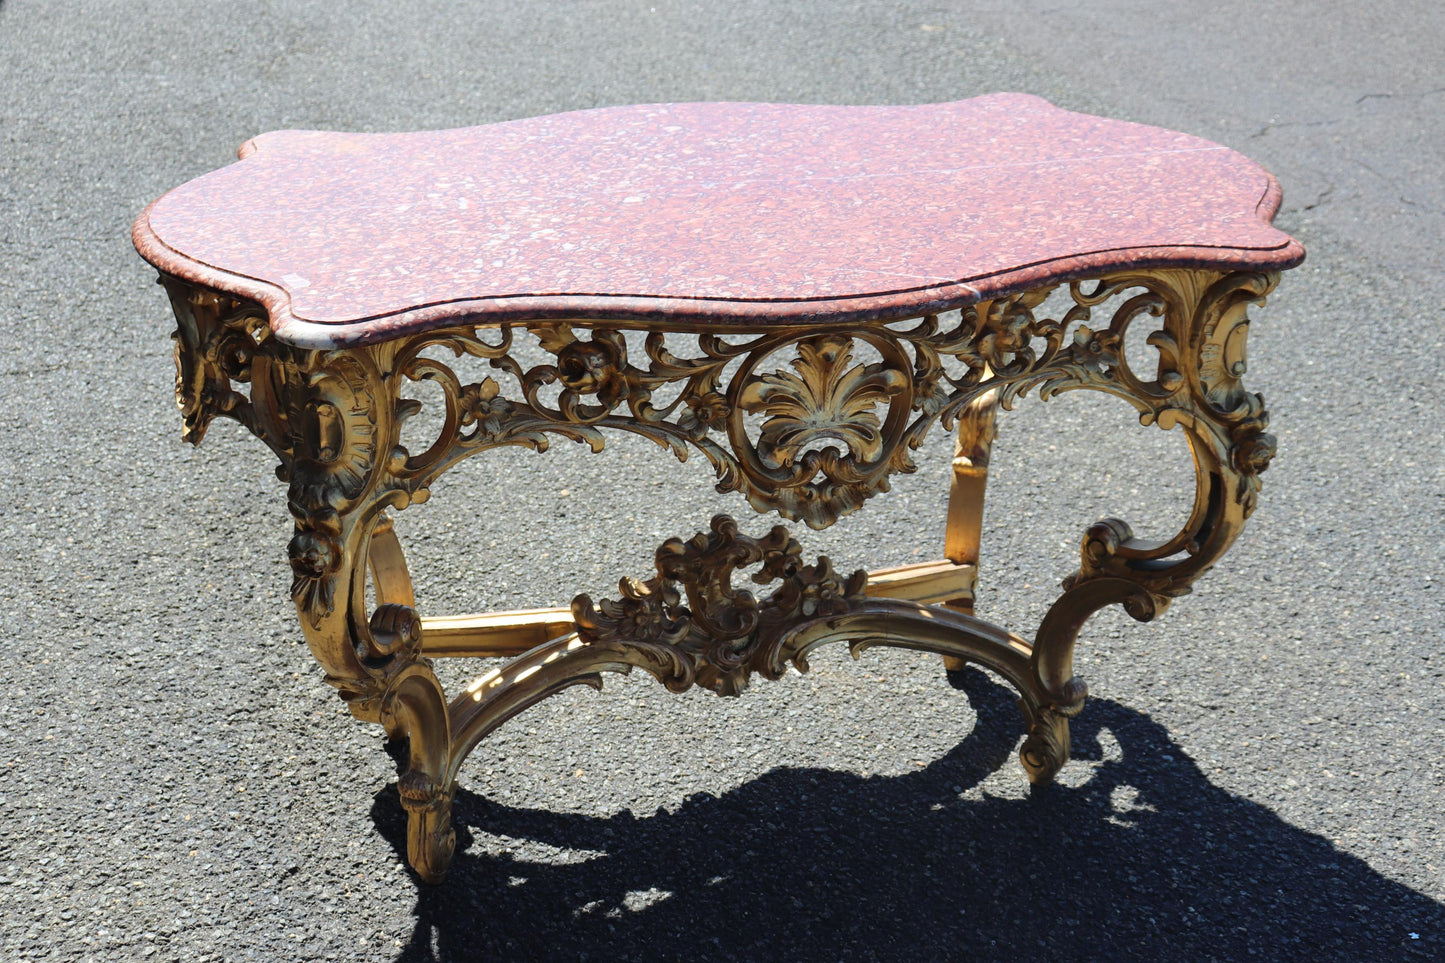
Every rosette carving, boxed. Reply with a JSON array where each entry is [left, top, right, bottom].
[[555, 331, 634, 406]]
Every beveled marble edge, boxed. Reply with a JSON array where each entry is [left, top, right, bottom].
[[135, 203, 1303, 350]]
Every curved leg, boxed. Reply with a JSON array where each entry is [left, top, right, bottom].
[[300, 506, 458, 882], [383, 661, 456, 884], [362, 524, 457, 881], [164, 281, 461, 881], [1017, 576, 1159, 782], [272, 346, 459, 881], [1005, 268, 1279, 782]]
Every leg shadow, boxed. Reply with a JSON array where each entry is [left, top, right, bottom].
[[372, 669, 1444, 961]]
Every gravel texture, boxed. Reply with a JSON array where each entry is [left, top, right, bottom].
[[1, 1, 1441, 960]]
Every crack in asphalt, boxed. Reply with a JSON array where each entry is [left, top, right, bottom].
[[1251, 118, 1339, 139], [1301, 185, 1335, 212], [1356, 86, 1445, 104], [1252, 85, 1445, 140], [1399, 196, 1443, 215]]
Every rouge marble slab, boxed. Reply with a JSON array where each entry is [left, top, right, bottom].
[[133, 93, 1303, 348]]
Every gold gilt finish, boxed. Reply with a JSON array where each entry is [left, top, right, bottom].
[[165, 267, 1279, 883]]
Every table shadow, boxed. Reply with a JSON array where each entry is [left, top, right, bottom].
[[372, 670, 1443, 961]]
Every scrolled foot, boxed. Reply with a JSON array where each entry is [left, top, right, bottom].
[[399, 771, 457, 884], [1018, 705, 1072, 784]]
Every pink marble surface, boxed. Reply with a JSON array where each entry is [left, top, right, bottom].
[[134, 93, 1304, 348]]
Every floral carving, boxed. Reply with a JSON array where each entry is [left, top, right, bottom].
[[1231, 421, 1276, 476], [457, 377, 512, 437], [572, 515, 868, 695], [684, 390, 730, 431], [288, 529, 341, 617], [976, 297, 1039, 372], [1069, 324, 1118, 371], [556, 331, 632, 407]]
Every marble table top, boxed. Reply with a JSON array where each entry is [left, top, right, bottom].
[[133, 93, 1304, 348]]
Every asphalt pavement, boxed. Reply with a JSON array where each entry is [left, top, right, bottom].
[[1, 1, 1442, 960]]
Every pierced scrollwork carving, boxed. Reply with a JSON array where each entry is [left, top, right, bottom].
[[168, 267, 1281, 682], [334, 271, 1274, 545], [384, 324, 927, 530], [161, 264, 1291, 884], [571, 515, 868, 696]]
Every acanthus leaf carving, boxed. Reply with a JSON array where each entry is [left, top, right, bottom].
[[739, 335, 907, 468], [167, 284, 267, 446]]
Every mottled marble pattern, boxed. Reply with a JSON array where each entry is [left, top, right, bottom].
[[134, 93, 1304, 348]]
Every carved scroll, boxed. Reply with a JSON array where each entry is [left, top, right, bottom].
[[164, 266, 1282, 880], [571, 514, 868, 696]]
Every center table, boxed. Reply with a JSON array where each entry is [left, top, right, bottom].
[[133, 93, 1304, 882]]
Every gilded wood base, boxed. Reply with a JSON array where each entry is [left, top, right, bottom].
[[163, 267, 1280, 882]]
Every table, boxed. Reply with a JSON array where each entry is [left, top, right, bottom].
[[133, 93, 1304, 883]]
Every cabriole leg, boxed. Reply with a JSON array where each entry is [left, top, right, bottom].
[[1007, 268, 1279, 783], [165, 277, 464, 881], [260, 338, 458, 882]]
